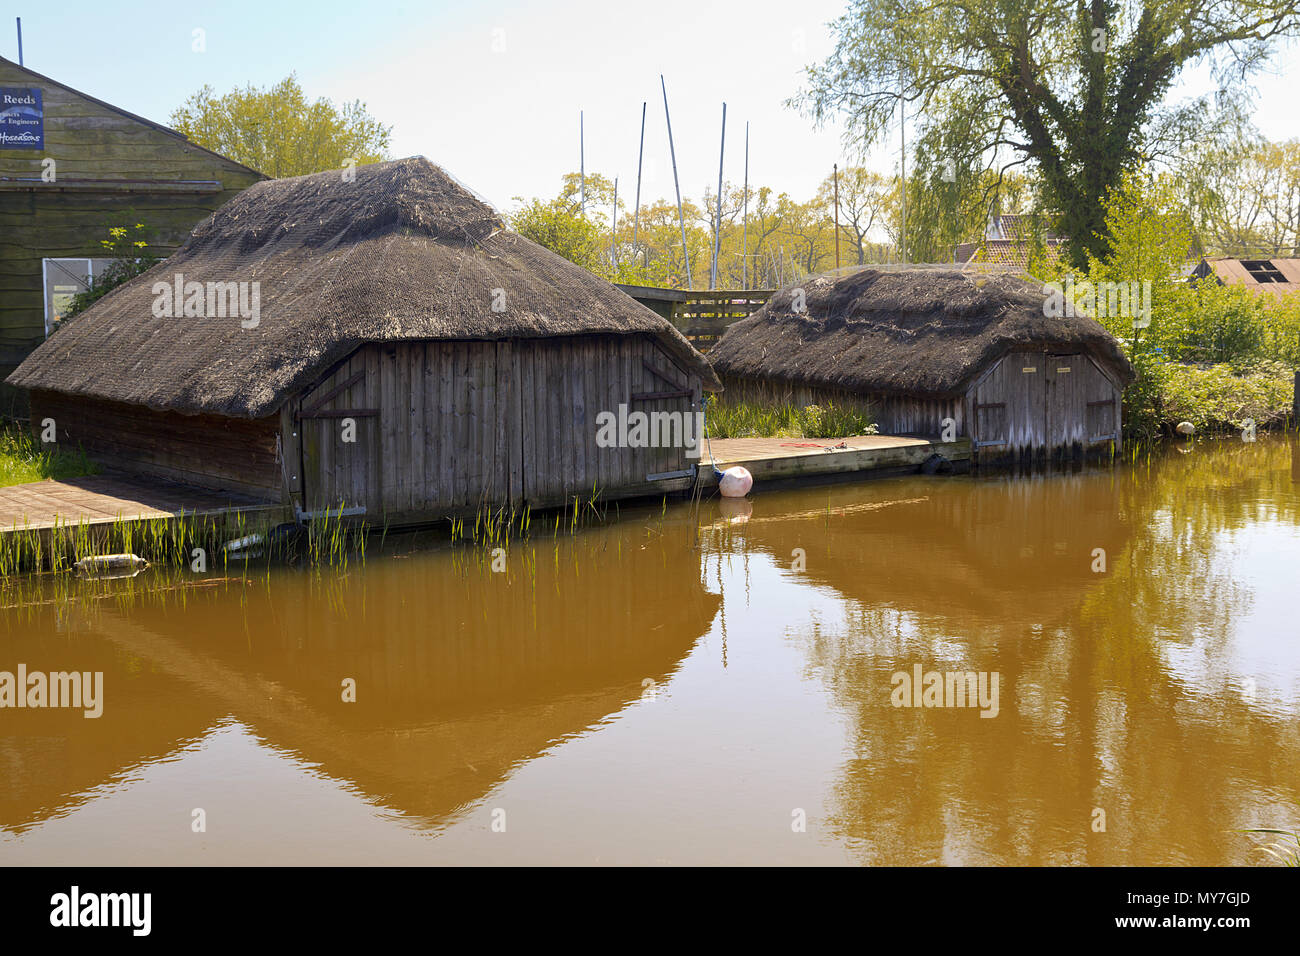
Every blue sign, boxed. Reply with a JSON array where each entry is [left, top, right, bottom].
[[0, 87, 43, 149]]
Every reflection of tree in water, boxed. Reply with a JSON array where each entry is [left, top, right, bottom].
[[736, 438, 1300, 864]]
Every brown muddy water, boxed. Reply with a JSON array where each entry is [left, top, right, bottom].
[[1, 437, 1298, 866]]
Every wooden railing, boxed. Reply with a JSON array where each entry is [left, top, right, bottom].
[[616, 285, 775, 351], [676, 292, 772, 350]]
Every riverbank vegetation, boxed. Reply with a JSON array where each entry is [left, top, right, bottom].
[[0, 506, 369, 577], [0, 425, 97, 488], [1037, 175, 1300, 444], [705, 400, 877, 440]]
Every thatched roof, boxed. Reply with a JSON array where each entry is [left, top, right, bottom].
[[708, 268, 1135, 397], [8, 157, 719, 417]]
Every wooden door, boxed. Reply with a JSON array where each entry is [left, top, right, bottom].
[[1047, 353, 1120, 455], [971, 353, 1046, 455], [297, 354, 381, 515], [1045, 353, 1085, 455]]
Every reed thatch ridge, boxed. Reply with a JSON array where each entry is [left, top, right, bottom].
[[8, 156, 719, 418], [708, 268, 1135, 398]]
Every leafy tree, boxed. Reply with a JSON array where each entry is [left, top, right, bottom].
[[515, 172, 901, 289], [734, 186, 793, 285], [793, 0, 1300, 268], [555, 171, 619, 227], [1184, 138, 1300, 256], [59, 223, 159, 328], [816, 166, 897, 265], [510, 196, 607, 274], [170, 74, 391, 178]]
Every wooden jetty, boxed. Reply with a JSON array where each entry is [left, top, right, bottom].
[[698, 435, 972, 489], [0, 435, 969, 546], [0, 474, 285, 538]]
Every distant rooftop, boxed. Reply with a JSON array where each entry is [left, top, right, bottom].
[[1192, 257, 1300, 298], [951, 214, 1065, 272]]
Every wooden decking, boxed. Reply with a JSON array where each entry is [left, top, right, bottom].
[[699, 434, 972, 486], [0, 435, 968, 540], [0, 474, 285, 534]]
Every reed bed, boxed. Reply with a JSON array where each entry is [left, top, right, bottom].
[[0, 504, 370, 578], [448, 484, 607, 551]]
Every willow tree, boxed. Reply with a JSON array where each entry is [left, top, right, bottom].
[[793, 0, 1300, 268]]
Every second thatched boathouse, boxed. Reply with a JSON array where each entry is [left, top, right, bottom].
[[708, 269, 1135, 463], [7, 157, 720, 521]]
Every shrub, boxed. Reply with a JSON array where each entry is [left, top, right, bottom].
[[58, 224, 159, 328], [706, 400, 878, 439], [1160, 360, 1294, 433]]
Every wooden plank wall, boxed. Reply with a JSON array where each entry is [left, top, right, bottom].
[[296, 336, 703, 522], [971, 354, 1046, 458], [297, 351, 381, 513], [724, 349, 1124, 462], [717, 375, 961, 437], [1049, 354, 1122, 450], [517, 333, 700, 509], [29, 389, 281, 499]]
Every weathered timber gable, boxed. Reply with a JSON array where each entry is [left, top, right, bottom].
[[290, 334, 703, 521], [966, 349, 1122, 462]]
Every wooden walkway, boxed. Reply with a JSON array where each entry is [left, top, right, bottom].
[[0, 474, 285, 534], [0, 435, 968, 539], [699, 435, 972, 486]]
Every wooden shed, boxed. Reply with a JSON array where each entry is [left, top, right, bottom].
[[0, 55, 265, 413], [7, 157, 720, 522], [707, 268, 1134, 463]]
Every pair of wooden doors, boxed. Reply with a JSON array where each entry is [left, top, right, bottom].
[[973, 352, 1117, 456]]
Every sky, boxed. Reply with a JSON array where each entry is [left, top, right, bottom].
[[6, 0, 1300, 215]]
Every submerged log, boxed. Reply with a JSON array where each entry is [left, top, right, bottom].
[[74, 554, 148, 578]]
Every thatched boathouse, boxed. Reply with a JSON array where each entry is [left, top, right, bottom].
[[708, 269, 1134, 462], [7, 157, 720, 520]]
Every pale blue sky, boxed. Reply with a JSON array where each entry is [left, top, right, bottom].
[[6, 1, 1299, 212]]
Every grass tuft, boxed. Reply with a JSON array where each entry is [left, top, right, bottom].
[[706, 400, 878, 440], [0, 425, 98, 488]]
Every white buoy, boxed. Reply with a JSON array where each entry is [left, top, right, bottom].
[[718, 466, 753, 498], [1176, 421, 1195, 436]]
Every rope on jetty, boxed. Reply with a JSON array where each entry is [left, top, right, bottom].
[[701, 393, 724, 479]]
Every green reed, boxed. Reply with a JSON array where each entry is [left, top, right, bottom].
[[1236, 828, 1300, 866], [0, 504, 374, 579]]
